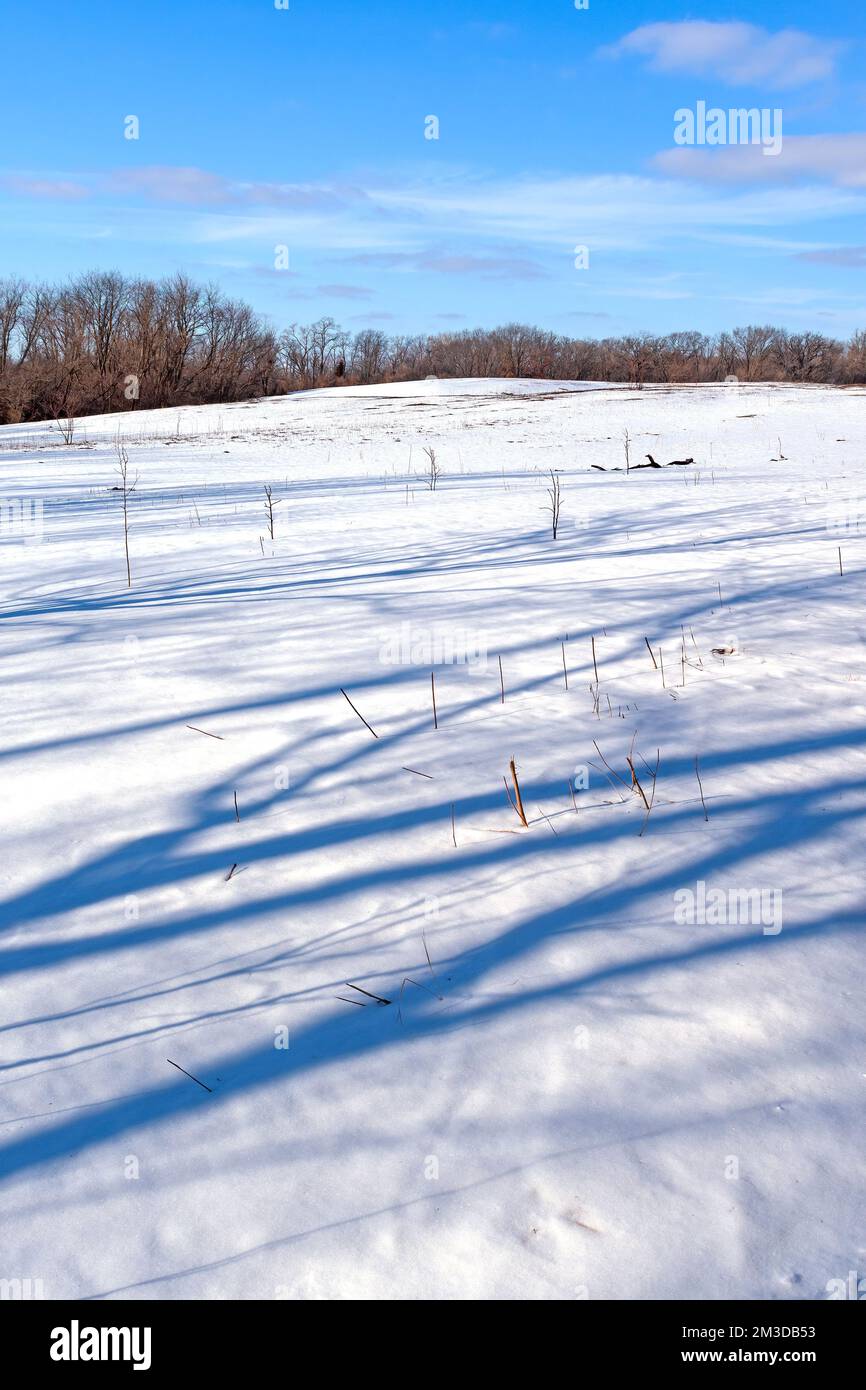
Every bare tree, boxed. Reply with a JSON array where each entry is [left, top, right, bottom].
[[55, 411, 76, 445], [263, 483, 281, 539], [115, 436, 137, 587], [844, 330, 866, 383], [423, 446, 441, 491], [618, 334, 654, 388], [777, 330, 841, 383], [545, 470, 562, 539], [0, 277, 27, 372], [350, 328, 389, 384], [730, 325, 778, 381]]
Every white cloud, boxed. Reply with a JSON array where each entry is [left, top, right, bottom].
[[796, 245, 866, 267], [5, 161, 866, 273], [602, 22, 842, 90], [346, 250, 548, 279], [4, 175, 89, 200], [3, 165, 364, 211], [315, 283, 373, 299], [652, 135, 866, 188], [367, 172, 866, 248]]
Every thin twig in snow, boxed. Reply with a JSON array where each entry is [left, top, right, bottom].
[[345, 982, 391, 1005], [694, 755, 709, 821], [340, 687, 379, 738], [167, 1058, 213, 1092]]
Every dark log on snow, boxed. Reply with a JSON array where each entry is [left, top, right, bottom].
[[591, 454, 695, 472]]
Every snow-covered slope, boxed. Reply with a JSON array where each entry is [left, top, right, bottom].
[[0, 379, 863, 1300]]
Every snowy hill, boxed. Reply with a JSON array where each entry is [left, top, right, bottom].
[[0, 379, 863, 1299]]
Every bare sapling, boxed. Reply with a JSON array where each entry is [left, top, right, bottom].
[[115, 435, 137, 588], [546, 469, 562, 539], [263, 484, 282, 539], [423, 446, 441, 491], [56, 412, 76, 445]]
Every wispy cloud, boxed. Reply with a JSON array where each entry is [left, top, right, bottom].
[[3, 165, 365, 210], [718, 285, 856, 308], [652, 135, 866, 188], [315, 283, 373, 299], [4, 175, 89, 200], [5, 160, 866, 288], [423, 252, 547, 279], [795, 245, 866, 267], [367, 171, 866, 249], [601, 21, 842, 90], [346, 249, 548, 279], [107, 167, 236, 205]]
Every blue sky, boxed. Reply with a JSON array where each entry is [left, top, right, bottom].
[[3, 0, 864, 337]]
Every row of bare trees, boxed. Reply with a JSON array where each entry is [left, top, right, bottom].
[[2, 271, 865, 425], [0, 271, 278, 424], [270, 320, 866, 390]]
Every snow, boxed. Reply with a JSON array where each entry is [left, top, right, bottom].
[[0, 378, 863, 1300], [298, 376, 622, 399]]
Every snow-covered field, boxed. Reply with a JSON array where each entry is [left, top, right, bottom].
[[1, 378, 863, 1300]]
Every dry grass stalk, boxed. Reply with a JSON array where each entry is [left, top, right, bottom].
[[694, 755, 709, 821], [626, 756, 650, 811], [505, 758, 529, 826]]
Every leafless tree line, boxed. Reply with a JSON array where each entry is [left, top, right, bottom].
[[0, 271, 277, 425], [2, 271, 865, 425]]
